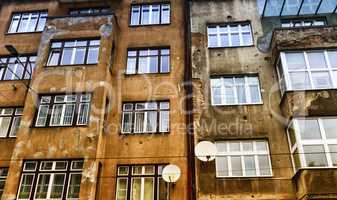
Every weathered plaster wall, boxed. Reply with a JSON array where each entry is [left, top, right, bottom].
[[190, 0, 296, 199]]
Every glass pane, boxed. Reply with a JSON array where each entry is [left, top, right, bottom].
[[18, 174, 34, 199], [144, 178, 154, 200], [35, 174, 50, 199], [37, 13, 47, 31], [229, 142, 240, 151], [74, 48, 86, 64], [63, 104, 75, 125], [158, 178, 168, 200], [256, 141, 268, 151], [67, 174, 82, 198], [50, 174, 65, 198], [71, 161, 83, 170], [141, 6, 150, 25], [50, 105, 63, 126], [244, 156, 256, 176], [311, 72, 332, 89], [307, 52, 327, 68], [322, 118, 337, 139], [212, 87, 221, 105], [131, 6, 140, 25], [303, 145, 328, 167], [220, 34, 229, 47], [9, 116, 21, 137], [36, 105, 49, 126], [40, 161, 53, 170], [160, 55, 170, 73], [0, 117, 11, 137], [47, 51, 60, 66], [160, 111, 169, 132], [126, 57, 137, 74], [231, 156, 242, 176], [131, 178, 141, 200], [289, 72, 310, 90], [216, 156, 228, 176], [9, 14, 20, 33], [149, 56, 158, 73], [87, 47, 99, 64], [231, 33, 240, 46], [27, 13, 38, 32], [117, 167, 129, 175], [116, 178, 128, 200], [329, 145, 337, 166], [285, 53, 306, 70], [208, 34, 218, 47], [242, 142, 253, 151], [328, 51, 337, 68], [242, 33, 253, 45], [258, 155, 272, 176], [249, 85, 261, 103], [78, 103, 90, 125], [236, 85, 246, 104], [146, 111, 157, 132], [18, 14, 29, 32], [161, 5, 170, 24], [122, 112, 133, 133], [297, 119, 322, 139], [134, 112, 145, 133], [138, 57, 149, 74], [61, 48, 73, 65], [55, 162, 67, 170], [151, 5, 160, 24]]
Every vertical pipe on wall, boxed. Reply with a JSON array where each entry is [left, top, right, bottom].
[[183, 0, 196, 200]]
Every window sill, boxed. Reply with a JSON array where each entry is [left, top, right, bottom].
[[129, 23, 171, 28], [0, 137, 17, 139], [216, 175, 273, 179], [0, 79, 31, 82], [119, 132, 170, 136], [124, 72, 171, 76], [5, 31, 43, 36], [293, 167, 337, 179], [32, 124, 89, 128], [208, 44, 255, 49], [212, 102, 264, 107], [44, 64, 98, 68]]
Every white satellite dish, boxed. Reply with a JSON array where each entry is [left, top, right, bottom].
[[195, 141, 217, 162], [162, 164, 181, 183]]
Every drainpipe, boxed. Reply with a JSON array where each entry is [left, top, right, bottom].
[[183, 0, 196, 200]]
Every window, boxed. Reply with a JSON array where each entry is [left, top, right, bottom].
[[47, 39, 100, 66], [116, 165, 168, 200], [277, 50, 337, 94], [287, 118, 337, 170], [17, 160, 83, 200], [281, 18, 327, 28], [122, 101, 169, 134], [0, 107, 23, 138], [8, 11, 47, 33], [0, 168, 8, 198], [126, 48, 170, 74], [210, 75, 262, 106], [207, 22, 253, 48], [0, 55, 36, 80], [130, 4, 170, 26], [215, 140, 273, 177], [69, 7, 111, 15], [35, 94, 91, 127]]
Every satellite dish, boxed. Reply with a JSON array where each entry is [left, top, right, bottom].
[[195, 141, 217, 162], [162, 164, 181, 183]]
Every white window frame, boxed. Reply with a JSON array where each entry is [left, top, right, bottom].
[[277, 50, 337, 94], [210, 75, 263, 106], [287, 117, 337, 172], [34, 173, 66, 200], [130, 4, 170, 26], [8, 11, 47, 33], [17, 160, 83, 200], [207, 22, 253, 48], [215, 140, 273, 178], [281, 18, 327, 28], [66, 173, 82, 200]]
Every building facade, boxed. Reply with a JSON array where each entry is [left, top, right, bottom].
[[190, 0, 337, 200], [0, 0, 189, 199]]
